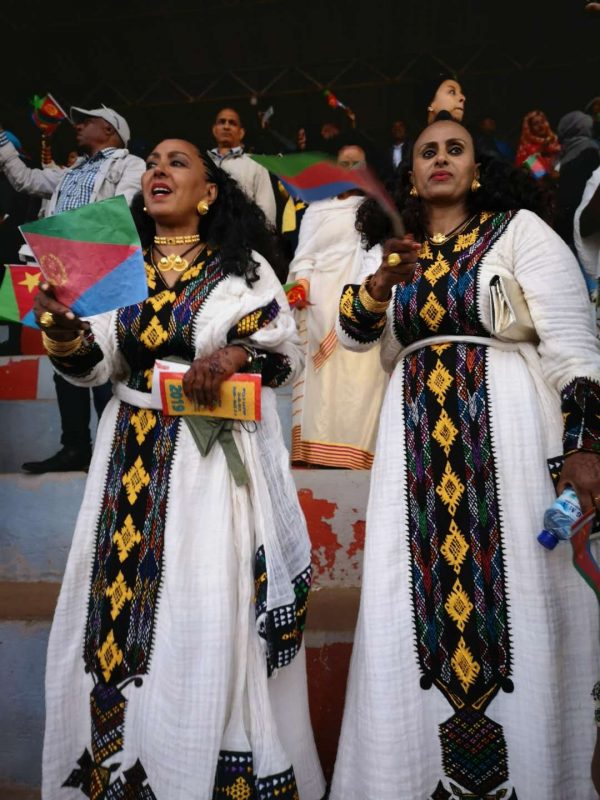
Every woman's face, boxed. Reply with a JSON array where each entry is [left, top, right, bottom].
[[142, 139, 217, 226], [529, 114, 547, 138], [411, 120, 478, 205], [429, 80, 466, 122]]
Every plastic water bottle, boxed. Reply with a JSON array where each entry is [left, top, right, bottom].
[[537, 487, 582, 550]]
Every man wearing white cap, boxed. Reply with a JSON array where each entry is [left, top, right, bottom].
[[0, 104, 145, 473], [0, 104, 144, 217]]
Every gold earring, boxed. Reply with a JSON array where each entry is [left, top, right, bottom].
[[409, 185, 419, 198], [471, 178, 481, 192], [143, 206, 147, 212], [197, 200, 210, 216]]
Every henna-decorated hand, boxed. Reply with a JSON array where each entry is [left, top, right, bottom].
[[182, 346, 248, 408]]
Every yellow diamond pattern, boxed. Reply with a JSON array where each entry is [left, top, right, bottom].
[[451, 636, 481, 693], [144, 368, 154, 390], [453, 227, 480, 252], [479, 211, 492, 223], [419, 291, 446, 332], [430, 343, 451, 355], [148, 290, 176, 312], [182, 262, 206, 280], [122, 456, 150, 505], [418, 240, 433, 261], [105, 571, 133, 621], [131, 408, 157, 445], [426, 359, 453, 405], [432, 408, 458, 456], [436, 462, 465, 517], [145, 262, 156, 290], [424, 252, 450, 286], [237, 310, 262, 336], [139, 315, 169, 350], [113, 514, 142, 563], [340, 286, 358, 322], [224, 777, 253, 800], [441, 519, 469, 574], [97, 629, 124, 682], [445, 578, 474, 632]]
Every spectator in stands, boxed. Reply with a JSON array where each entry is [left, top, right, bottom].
[[0, 105, 145, 473], [515, 110, 561, 174], [208, 107, 277, 225], [475, 116, 514, 162], [379, 119, 412, 180], [556, 111, 600, 249]]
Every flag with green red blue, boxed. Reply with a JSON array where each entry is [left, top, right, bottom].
[[19, 196, 147, 322], [251, 152, 405, 235], [0, 265, 42, 326]]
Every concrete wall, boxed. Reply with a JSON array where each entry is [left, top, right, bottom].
[[0, 360, 369, 797]]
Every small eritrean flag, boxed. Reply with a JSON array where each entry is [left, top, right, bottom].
[[570, 509, 600, 604], [523, 152, 547, 179], [0, 265, 43, 326], [251, 152, 405, 235], [20, 196, 147, 320], [324, 89, 347, 110], [30, 93, 68, 135]]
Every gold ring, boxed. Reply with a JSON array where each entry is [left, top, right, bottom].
[[387, 252, 401, 267], [39, 311, 55, 328]]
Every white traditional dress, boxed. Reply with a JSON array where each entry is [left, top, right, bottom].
[[42, 250, 325, 800], [288, 195, 388, 469], [331, 210, 600, 799]]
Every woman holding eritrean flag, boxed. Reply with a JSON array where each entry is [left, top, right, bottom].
[[515, 109, 561, 177], [33, 139, 325, 800]]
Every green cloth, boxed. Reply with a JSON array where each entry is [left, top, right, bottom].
[[164, 357, 249, 487], [183, 415, 248, 487]]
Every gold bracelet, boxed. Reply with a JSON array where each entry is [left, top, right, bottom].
[[358, 277, 391, 314], [41, 331, 84, 357]]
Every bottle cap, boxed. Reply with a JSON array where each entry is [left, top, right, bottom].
[[537, 529, 559, 550]]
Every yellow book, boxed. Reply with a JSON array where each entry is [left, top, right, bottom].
[[155, 363, 261, 420]]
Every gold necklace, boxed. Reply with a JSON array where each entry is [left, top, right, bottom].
[[153, 243, 205, 273], [154, 234, 201, 245], [427, 214, 477, 245]]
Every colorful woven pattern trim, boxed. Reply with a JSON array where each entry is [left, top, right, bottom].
[[254, 545, 312, 674]]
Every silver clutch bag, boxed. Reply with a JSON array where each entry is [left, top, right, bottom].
[[488, 274, 538, 343]]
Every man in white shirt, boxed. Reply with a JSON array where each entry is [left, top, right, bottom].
[[207, 107, 277, 226]]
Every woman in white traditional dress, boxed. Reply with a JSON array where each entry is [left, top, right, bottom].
[[330, 119, 600, 799], [33, 139, 325, 800], [288, 144, 388, 469]]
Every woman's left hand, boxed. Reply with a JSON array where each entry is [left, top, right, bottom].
[[557, 451, 600, 514], [182, 346, 248, 408]]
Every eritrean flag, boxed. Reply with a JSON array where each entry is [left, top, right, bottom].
[[19, 196, 147, 321], [523, 152, 547, 179], [251, 152, 404, 234], [0, 265, 43, 326], [570, 509, 600, 604]]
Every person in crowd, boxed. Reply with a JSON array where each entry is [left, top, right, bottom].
[[329, 118, 600, 798], [586, 96, 600, 144], [288, 144, 388, 468], [420, 72, 466, 125], [379, 119, 413, 180], [515, 109, 561, 173], [556, 111, 600, 249], [474, 116, 514, 162], [33, 138, 325, 799], [574, 164, 600, 334], [0, 105, 145, 472], [208, 106, 277, 225]]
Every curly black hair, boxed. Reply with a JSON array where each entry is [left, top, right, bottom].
[[131, 146, 285, 284], [356, 124, 556, 249]]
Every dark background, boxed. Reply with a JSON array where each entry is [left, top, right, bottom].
[[1, 0, 599, 162]]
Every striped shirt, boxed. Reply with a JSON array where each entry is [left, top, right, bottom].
[[54, 148, 117, 213]]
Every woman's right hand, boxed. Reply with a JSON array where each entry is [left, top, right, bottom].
[[34, 282, 89, 339], [368, 235, 421, 301]]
